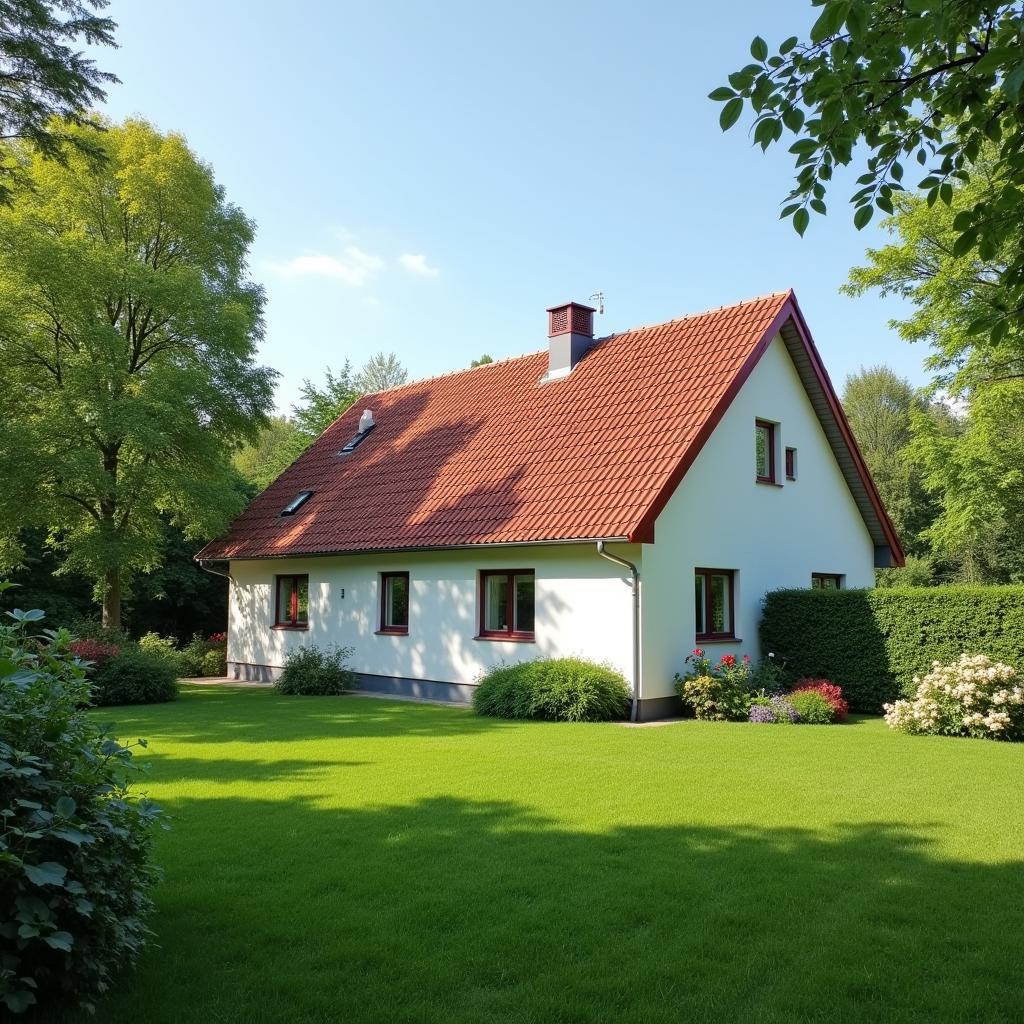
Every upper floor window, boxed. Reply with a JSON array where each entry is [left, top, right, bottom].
[[695, 568, 735, 640], [479, 569, 535, 641], [379, 572, 410, 634], [811, 573, 843, 590], [755, 420, 776, 483], [275, 574, 309, 628], [785, 447, 797, 480]]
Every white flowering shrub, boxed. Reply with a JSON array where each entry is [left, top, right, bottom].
[[884, 654, 1024, 740]]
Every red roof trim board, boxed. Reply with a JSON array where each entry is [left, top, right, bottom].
[[196, 290, 904, 565]]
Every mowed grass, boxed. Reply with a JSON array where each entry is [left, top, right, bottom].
[[60, 685, 1024, 1024]]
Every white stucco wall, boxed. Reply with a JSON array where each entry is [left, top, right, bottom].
[[227, 543, 639, 691], [639, 331, 877, 700]]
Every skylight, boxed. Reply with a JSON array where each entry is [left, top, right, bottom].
[[338, 421, 375, 455], [280, 490, 313, 516]]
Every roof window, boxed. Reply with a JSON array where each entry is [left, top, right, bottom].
[[280, 490, 313, 516]]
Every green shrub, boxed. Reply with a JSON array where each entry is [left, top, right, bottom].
[[788, 690, 836, 724], [0, 598, 162, 1016], [90, 649, 179, 706], [179, 633, 211, 677], [674, 651, 751, 721], [137, 631, 187, 677], [200, 647, 226, 677], [274, 645, 357, 696], [473, 658, 631, 722], [759, 586, 1024, 712]]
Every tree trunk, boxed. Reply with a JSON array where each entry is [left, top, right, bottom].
[[102, 567, 121, 632]]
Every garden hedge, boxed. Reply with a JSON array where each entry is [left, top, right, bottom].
[[759, 586, 1024, 712]]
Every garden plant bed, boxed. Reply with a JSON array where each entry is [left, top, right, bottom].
[[60, 685, 1024, 1024]]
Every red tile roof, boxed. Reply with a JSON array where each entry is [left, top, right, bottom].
[[197, 290, 904, 563]]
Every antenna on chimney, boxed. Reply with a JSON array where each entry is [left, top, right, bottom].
[[589, 292, 605, 315]]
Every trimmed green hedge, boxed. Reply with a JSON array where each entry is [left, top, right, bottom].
[[760, 587, 1024, 712]]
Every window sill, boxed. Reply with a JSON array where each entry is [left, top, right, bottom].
[[272, 623, 309, 631], [785, 475, 796, 482], [755, 479, 783, 488], [375, 628, 409, 637], [696, 635, 741, 645], [474, 633, 536, 644]]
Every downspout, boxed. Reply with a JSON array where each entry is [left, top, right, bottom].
[[596, 541, 641, 723]]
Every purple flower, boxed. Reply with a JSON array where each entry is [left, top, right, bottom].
[[771, 695, 800, 723], [749, 704, 776, 724]]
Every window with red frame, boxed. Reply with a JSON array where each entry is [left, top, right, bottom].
[[755, 420, 776, 483], [694, 568, 735, 640], [379, 572, 410, 634], [479, 570, 535, 640], [274, 574, 309, 628]]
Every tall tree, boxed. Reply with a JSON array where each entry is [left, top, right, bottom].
[[841, 366, 948, 559], [292, 361, 360, 437], [844, 169, 1024, 582], [0, 0, 118, 203], [0, 118, 276, 629], [711, 2, 1024, 339], [356, 351, 407, 393], [232, 415, 304, 492]]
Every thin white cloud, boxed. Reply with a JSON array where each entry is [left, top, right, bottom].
[[272, 246, 384, 288], [398, 252, 440, 278]]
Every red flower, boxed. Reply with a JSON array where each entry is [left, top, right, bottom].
[[720, 654, 737, 668], [692, 648, 704, 657], [742, 654, 751, 664], [792, 679, 849, 722], [69, 639, 121, 666]]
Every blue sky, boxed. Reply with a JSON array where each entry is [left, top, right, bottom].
[[96, 0, 928, 412]]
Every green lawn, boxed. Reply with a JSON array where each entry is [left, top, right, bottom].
[[65, 685, 1023, 1024]]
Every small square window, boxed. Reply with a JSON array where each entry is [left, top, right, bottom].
[[479, 570, 535, 640], [811, 573, 843, 590], [379, 572, 409, 634], [695, 568, 735, 640], [275, 574, 309, 628], [785, 447, 797, 480], [755, 421, 776, 483]]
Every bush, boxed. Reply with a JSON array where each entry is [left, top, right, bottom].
[[884, 655, 1024, 740], [760, 586, 1024, 712], [749, 695, 799, 723], [89, 649, 179, 706], [200, 647, 227, 677], [178, 633, 212, 677], [473, 658, 631, 722], [792, 680, 849, 722], [674, 650, 752, 721], [68, 638, 121, 667], [274, 645, 357, 696], [0, 598, 162, 1016], [788, 690, 836, 724], [137, 631, 186, 676]]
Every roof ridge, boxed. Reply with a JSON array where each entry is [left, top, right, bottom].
[[358, 290, 794, 402], [357, 347, 546, 402], [607, 290, 792, 339]]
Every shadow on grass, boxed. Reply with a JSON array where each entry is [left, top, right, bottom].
[[58, 793, 1024, 1024], [94, 686, 511, 743]]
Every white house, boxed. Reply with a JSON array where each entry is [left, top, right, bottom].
[[197, 290, 903, 720]]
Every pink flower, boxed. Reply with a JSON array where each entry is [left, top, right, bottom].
[[692, 648, 704, 657], [743, 655, 751, 664], [720, 654, 737, 668]]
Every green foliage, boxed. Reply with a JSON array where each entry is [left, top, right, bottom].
[[674, 651, 753, 721], [137, 631, 186, 676], [232, 415, 305, 492], [178, 633, 214, 677], [200, 647, 226, 678], [275, 645, 358, 696], [0, 0, 118, 205], [844, 175, 1024, 582], [291, 362, 360, 441], [788, 690, 836, 724], [748, 655, 788, 693], [0, 117, 276, 629], [760, 586, 1024, 710], [90, 649, 178, 706], [470, 354, 494, 368], [473, 658, 631, 722], [0, 594, 161, 1015], [356, 351, 408, 393], [712, 3, 1024, 333]]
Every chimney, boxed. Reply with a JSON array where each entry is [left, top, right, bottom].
[[546, 301, 596, 380]]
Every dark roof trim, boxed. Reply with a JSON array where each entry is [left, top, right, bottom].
[[629, 291, 905, 565], [195, 535, 634, 564]]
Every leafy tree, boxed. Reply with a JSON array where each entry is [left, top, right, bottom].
[[712, 2, 1024, 337], [356, 351, 407, 393], [845, 170, 1024, 582], [0, 0, 118, 203], [0, 118, 276, 630], [470, 354, 494, 367], [232, 415, 304, 492], [293, 361, 359, 437], [841, 365, 948, 557]]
